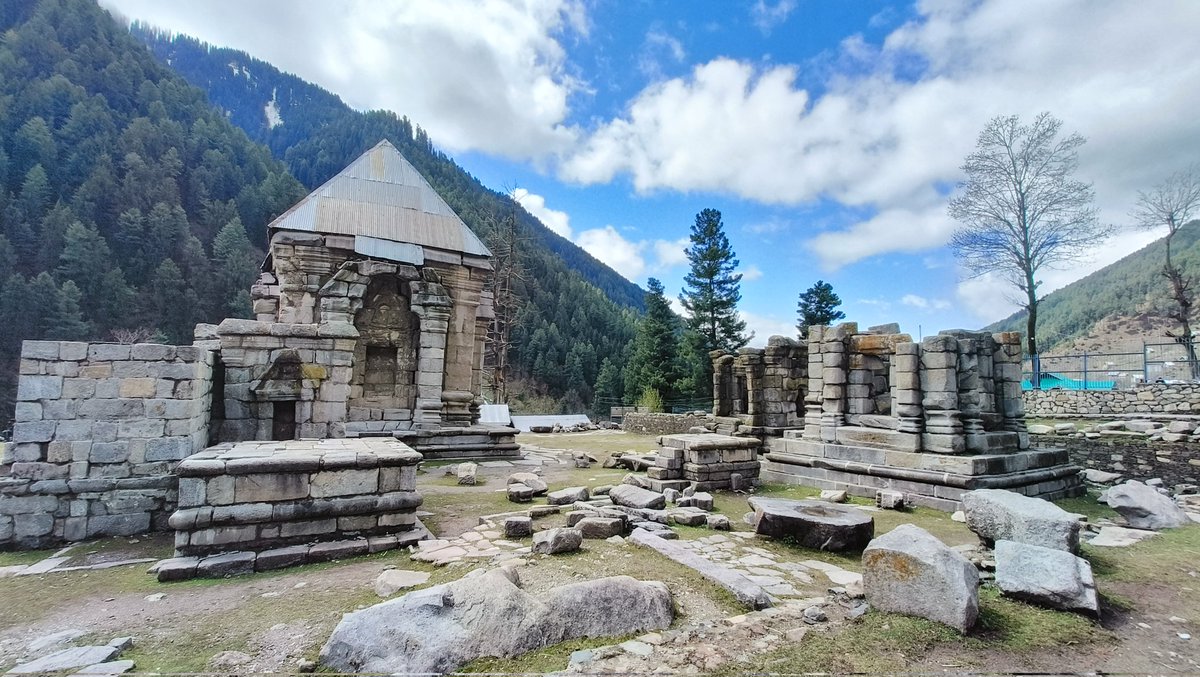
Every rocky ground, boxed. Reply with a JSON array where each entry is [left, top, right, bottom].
[[0, 429, 1197, 674]]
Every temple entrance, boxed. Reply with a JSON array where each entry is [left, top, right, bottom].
[[272, 401, 297, 441], [352, 275, 418, 420]]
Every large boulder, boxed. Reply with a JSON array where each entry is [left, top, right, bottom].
[[748, 497, 874, 552], [320, 568, 672, 674], [961, 489, 1080, 553], [993, 540, 1098, 615], [507, 472, 548, 495], [608, 484, 667, 510], [862, 524, 979, 633], [532, 527, 583, 554], [547, 486, 590, 505], [1104, 480, 1188, 530]]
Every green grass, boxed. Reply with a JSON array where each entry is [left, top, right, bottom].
[[0, 548, 59, 567], [521, 431, 661, 456]]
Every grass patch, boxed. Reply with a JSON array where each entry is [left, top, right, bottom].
[[1055, 490, 1119, 522], [463, 635, 639, 673], [970, 587, 1108, 650], [522, 431, 661, 456], [0, 548, 58, 567]]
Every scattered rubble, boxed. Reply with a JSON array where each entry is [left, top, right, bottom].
[[1104, 480, 1189, 530], [962, 488, 1081, 552], [993, 540, 1098, 615]]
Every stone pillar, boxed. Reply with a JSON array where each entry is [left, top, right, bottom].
[[920, 334, 964, 454], [472, 291, 494, 424], [410, 274, 452, 430], [739, 348, 765, 426], [891, 342, 923, 435], [820, 323, 855, 441], [993, 331, 1029, 449], [803, 326, 825, 440], [711, 351, 735, 417], [955, 336, 987, 453], [436, 267, 485, 426]]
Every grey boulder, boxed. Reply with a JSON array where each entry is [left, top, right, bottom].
[[862, 524, 979, 633], [507, 472, 548, 495], [1105, 480, 1188, 530], [748, 497, 874, 551], [532, 527, 583, 554], [547, 486, 590, 505], [993, 540, 1098, 615], [961, 488, 1080, 552], [609, 484, 667, 510], [320, 568, 671, 674]]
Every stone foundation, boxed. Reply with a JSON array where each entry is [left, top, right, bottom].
[[392, 425, 521, 459], [169, 438, 424, 558], [764, 431, 1084, 511], [651, 434, 761, 491]]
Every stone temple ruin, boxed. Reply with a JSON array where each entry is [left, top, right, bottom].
[[711, 322, 1084, 510], [1, 140, 517, 557]]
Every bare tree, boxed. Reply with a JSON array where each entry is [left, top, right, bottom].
[[1132, 165, 1200, 377], [485, 190, 529, 403], [948, 112, 1108, 366]]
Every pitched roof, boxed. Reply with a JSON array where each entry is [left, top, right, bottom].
[[266, 139, 491, 257]]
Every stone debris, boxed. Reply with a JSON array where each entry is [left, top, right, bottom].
[[374, 569, 431, 597], [532, 527, 583, 554], [993, 540, 1098, 615], [1086, 525, 1158, 547], [818, 489, 848, 503], [73, 660, 135, 675], [1105, 480, 1189, 530], [629, 528, 771, 609], [650, 434, 760, 490], [608, 484, 667, 510], [320, 568, 673, 674], [1083, 469, 1122, 484], [962, 488, 1081, 553], [504, 516, 533, 538], [507, 483, 534, 503], [875, 490, 905, 510], [547, 486, 590, 505], [862, 524, 979, 633], [506, 472, 548, 495], [456, 462, 478, 485], [6, 636, 131, 674], [747, 497, 874, 552]]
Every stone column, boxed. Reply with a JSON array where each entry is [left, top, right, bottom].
[[891, 342, 923, 435], [711, 351, 734, 416], [820, 322, 855, 442], [409, 275, 452, 430], [955, 336, 987, 453], [993, 331, 1029, 449], [739, 348, 765, 426], [472, 291, 494, 424], [434, 267, 484, 426], [803, 326, 825, 440], [920, 334, 964, 454]]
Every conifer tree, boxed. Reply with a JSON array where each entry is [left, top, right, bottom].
[[212, 216, 260, 318], [627, 278, 680, 402], [48, 280, 91, 340], [680, 208, 749, 353], [592, 357, 621, 417], [27, 272, 61, 338], [796, 280, 846, 337]]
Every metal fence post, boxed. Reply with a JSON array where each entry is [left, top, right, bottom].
[[1083, 351, 1088, 388], [1031, 353, 1041, 390], [1143, 342, 1149, 383]]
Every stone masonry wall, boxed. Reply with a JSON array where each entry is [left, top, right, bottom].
[[1024, 384, 1200, 417], [622, 412, 711, 436], [1, 340, 213, 548], [1052, 435, 1200, 488]]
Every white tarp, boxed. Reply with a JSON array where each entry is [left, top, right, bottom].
[[478, 404, 512, 426]]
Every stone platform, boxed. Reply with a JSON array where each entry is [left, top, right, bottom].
[[651, 434, 760, 491], [168, 438, 425, 560], [395, 425, 521, 460], [763, 431, 1084, 512]]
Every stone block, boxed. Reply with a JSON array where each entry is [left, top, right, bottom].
[[234, 473, 310, 503], [88, 344, 130, 361], [117, 419, 165, 438], [280, 518, 337, 538], [87, 513, 151, 537], [256, 545, 311, 571], [90, 442, 130, 464], [13, 421, 56, 443], [145, 437, 192, 462], [197, 551, 256, 577], [13, 513, 54, 538], [22, 340, 60, 360], [14, 402, 42, 422], [17, 375, 63, 401], [310, 469, 379, 498]]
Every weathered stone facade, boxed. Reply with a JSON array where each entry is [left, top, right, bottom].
[[1, 140, 516, 551], [713, 323, 1083, 511], [1, 340, 213, 547], [1024, 383, 1200, 417], [1056, 435, 1200, 489]]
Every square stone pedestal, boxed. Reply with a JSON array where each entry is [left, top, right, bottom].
[[651, 434, 761, 491], [160, 438, 427, 579]]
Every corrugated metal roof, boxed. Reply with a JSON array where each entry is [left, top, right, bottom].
[[267, 140, 491, 257]]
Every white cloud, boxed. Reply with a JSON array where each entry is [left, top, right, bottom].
[[512, 188, 572, 238], [750, 0, 797, 35], [562, 0, 1200, 279], [638, 30, 687, 81], [740, 265, 764, 281], [101, 0, 586, 159], [741, 310, 797, 347], [900, 294, 950, 311], [575, 225, 646, 281], [652, 238, 689, 268]]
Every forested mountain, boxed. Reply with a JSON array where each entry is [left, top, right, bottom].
[[129, 24, 644, 414], [0, 0, 309, 429], [986, 220, 1200, 352]]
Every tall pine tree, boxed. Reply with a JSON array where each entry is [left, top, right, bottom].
[[626, 278, 681, 404], [680, 208, 749, 353], [796, 280, 846, 337]]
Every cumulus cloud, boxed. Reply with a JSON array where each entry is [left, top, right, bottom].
[[562, 1, 1200, 277], [740, 265, 764, 281], [901, 294, 951, 311], [512, 188, 572, 238], [639, 30, 687, 80], [575, 225, 646, 281], [101, 0, 586, 159], [652, 237, 690, 268], [741, 310, 796, 347]]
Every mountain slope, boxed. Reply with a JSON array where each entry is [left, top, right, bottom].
[[986, 220, 1200, 353], [0, 0, 308, 429], [130, 26, 643, 413]]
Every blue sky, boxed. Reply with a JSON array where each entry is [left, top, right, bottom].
[[102, 0, 1200, 345]]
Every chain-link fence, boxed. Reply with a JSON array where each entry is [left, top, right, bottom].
[[1024, 341, 1200, 390]]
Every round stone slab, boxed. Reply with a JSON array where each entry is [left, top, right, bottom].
[[748, 497, 874, 552]]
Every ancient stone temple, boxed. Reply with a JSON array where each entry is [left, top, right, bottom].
[[1, 140, 516, 550], [711, 323, 1084, 510]]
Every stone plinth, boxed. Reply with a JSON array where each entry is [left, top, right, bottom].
[[391, 425, 521, 460], [169, 438, 424, 558], [764, 430, 1083, 511], [652, 434, 760, 491]]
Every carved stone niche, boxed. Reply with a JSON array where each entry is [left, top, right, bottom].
[[250, 350, 309, 441], [351, 275, 419, 421]]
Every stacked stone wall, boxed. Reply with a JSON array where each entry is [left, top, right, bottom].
[[622, 413, 710, 436], [1, 340, 213, 548], [1053, 436, 1200, 488], [1024, 384, 1200, 417]]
